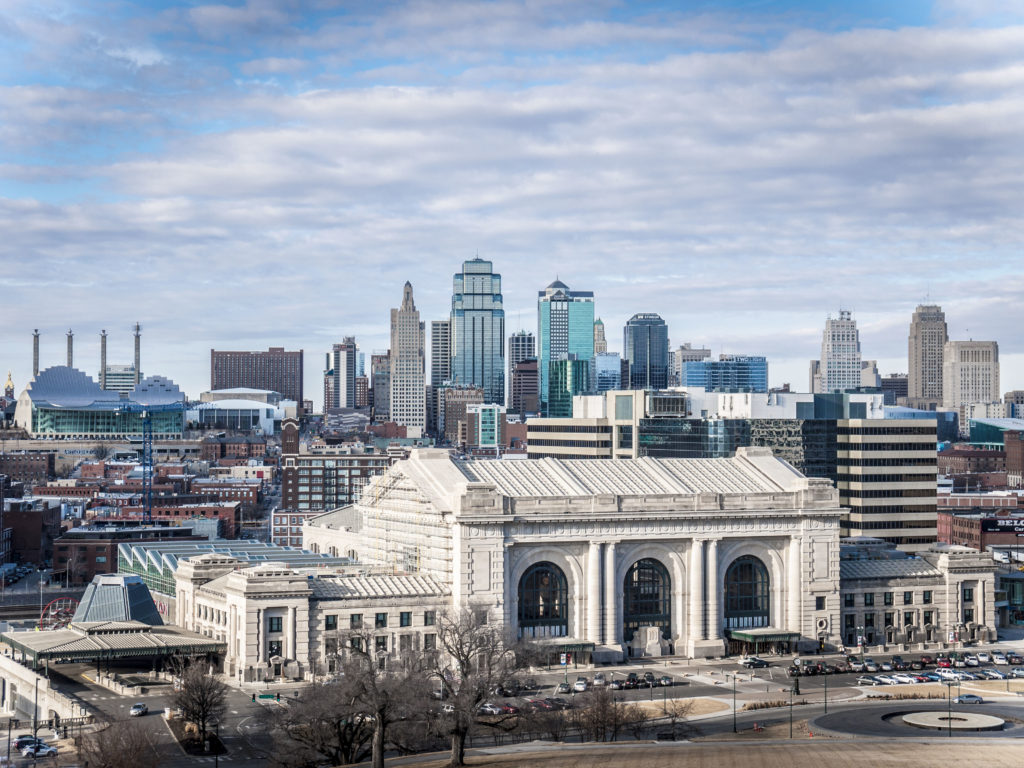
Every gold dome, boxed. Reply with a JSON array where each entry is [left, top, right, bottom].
[[4, 370, 12, 390]]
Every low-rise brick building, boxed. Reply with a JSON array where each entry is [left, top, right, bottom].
[[0, 451, 54, 483]]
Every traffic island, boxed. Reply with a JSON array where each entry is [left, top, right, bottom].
[[166, 717, 228, 757]]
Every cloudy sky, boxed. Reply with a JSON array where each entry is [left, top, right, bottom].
[[3, 0, 1024, 407]]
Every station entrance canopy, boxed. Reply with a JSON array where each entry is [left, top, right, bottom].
[[1, 621, 224, 668]]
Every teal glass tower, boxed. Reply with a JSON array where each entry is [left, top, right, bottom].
[[451, 258, 505, 404], [538, 279, 594, 415]]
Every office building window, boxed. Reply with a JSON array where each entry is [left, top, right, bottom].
[[844, 594, 854, 608], [883, 592, 893, 606], [325, 615, 337, 631], [375, 636, 388, 652], [863, 593, 875, 607], [963, 608, 974, 623], [400, 612, 412, 627], [962, 587, 974, 603], [424, 610, 436, 626], [268, 616, 283, 633], [424, 633, 436, 650], [903, 591, 913, 605], [375, 612, 388, 628], [903, 611, 914, 627], [350, 614, 363, 630], [815, 596, 825, 611], [923, 591, 932, 604]]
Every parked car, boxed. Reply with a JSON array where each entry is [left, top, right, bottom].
[[992, 653, 1008, 665], [937, 668, 960, 681], [937, 658, 952, 669], [863, 661, 879, 673], [893, 673, 916, 684], [593, 673, 606, 687], [500, 703, 520, 715], [977, 652, 991, 663], [963, 655, 980, 667], [573, 676, 589, 693], [740, 656, 770, 669], [909, 660, 924, 670], [478, 702, 501, 716], [22, 745, 58, 758], [848, 659, 866, 672], [984, 668, 1007, 680], [959, 671, 978, 681], [659, 675, 673, 687], [875, 675, 899, 685], [953, 694, 984, 704], [879, 661, 894, 672], [787, 666, 801, 677], [608, 679, 623, 690], [643, 672, 656, 687], [921, 672, 941, 682], [556, 682, 571, 694], [129, 702, 148, 717], [526, 698, 552, 711], [856, 675, 879, 686], [1009, 667, 1024, 678], [1007, 654, 1024, 665], [548, 697, 572, 710], [919, 655, 934, 665], [13, 736, 45, 751]]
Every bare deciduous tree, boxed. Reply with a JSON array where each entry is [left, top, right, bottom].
[[337, 628, 433, 768], [265, 679, 374, 767], [430, 608, 518, 767], [78, 720, 163, 768], [663, 697, 697, 740], [171, 659, 228, 746], [572, 687, 630, 742]]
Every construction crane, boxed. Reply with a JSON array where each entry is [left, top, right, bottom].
[[117, 401, 185, 522]]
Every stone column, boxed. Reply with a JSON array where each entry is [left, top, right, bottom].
[[587, 542, 603, 644], [706, 539, 720, 641], [788, 536, 801, 633], [256, 608, 264, 664], [689, 539, 704, 646], [604, 542, 618, 646], [289, 605, 297, 659]]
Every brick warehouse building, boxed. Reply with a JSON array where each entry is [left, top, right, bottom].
[[210, 347, 304, 413]]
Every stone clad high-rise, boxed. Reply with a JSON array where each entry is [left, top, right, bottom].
[[812, 310, 861, 393], [389, 281, 425, 436], [450, 258, 505, 405], [908, 305, 947, 402]]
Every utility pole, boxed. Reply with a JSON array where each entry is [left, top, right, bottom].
[[788, 684, 793, 739]]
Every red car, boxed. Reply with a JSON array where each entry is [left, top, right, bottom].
[[500, 704, 520, 715], [920, 655, 934, 665], [937, 658, 952, 668]]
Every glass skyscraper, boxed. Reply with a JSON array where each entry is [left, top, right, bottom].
[[451, 258, 505, 404], [623, 313, 669, 390], [681, 355, 769, 392], [537, 280, 594, 414]]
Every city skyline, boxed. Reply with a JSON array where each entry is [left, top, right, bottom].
[[3, 2, 1024, 404]]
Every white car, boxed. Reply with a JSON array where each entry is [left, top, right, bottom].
[[985, 668, 1007, 680], [593, 673, 606, 686], [937, 668, 959, 681], [963, 655, 979, 667], [893, 673, 916, 684], [976, 652, 991, 663], [573, 677, 588, 693], [875, 675, 899, 685], [477, 702, 501, 716], [992, 653, 1008, 665]]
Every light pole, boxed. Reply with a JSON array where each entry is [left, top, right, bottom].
[[788, 684, 794, 739], [946, 681, 952, 738], [729, 673, 737, 733], [823, 670, 828, 715]]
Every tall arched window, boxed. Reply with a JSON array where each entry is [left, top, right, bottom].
[[518, 562, 569, 639], [724, 555, 770, 629], [622, 558, 671, 643]]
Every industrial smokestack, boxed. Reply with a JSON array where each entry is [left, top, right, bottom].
[[32, 329, 39, 377], [133, 322, 141, 388], [67, 329, 73, 368], [100, 330, 108, 390]]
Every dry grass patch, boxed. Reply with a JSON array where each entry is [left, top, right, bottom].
[[631, 697, 728, 717]]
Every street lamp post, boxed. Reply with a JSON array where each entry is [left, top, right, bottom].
[[731, 674, 737, 733], [789, 684, 794, 739], [823, 670, 828, 715], [946, 681, 952, 738]]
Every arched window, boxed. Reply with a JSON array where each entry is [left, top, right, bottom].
[[518, 562, 568, 639], [622, 559, 671, 643], [724, 555, 770, 629]]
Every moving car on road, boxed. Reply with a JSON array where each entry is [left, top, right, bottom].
[[953, 694, 984, 704], [741, 656, 770, 668], [21, 744, 58, 758], [129, 702, 148, 717]]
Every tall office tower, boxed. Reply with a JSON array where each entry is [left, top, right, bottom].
[[323, 353, 335, 414], [210, 347, 304, 406], [389, 282, 426, 436], [371, 352, 390, 421], [623, 313, 669, 390], [943, 340, 1000, 427], [450, 257, 505, 404], [430, 320, 452, 386], [908, 305, 948, 401], [510, 358, 539, 415], [538, 280, 594, 414], [328, 337, 358, 409], [811, 310, 862, 393], [593, 318, 607, 354], [546, 356, 590, 418], [680, 355, 768, 392], [507, 331, 535, 407], [357, 352, 366, 378], [592, 352, 622, 392], [671, 343, 711, 386], [427, 320, 451, 436]]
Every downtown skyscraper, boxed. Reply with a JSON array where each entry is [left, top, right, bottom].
[[389, 281, 425, 436], [811, 310, 862, 393], [908, 304, 948, 403], [537, 280, 594, 414], [507, 330, 535, 408], [623, 313, 668, 390], [450, 257, 505, 405]]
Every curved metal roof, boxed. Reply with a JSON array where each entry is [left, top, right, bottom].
[[27, 366, 121, 408]]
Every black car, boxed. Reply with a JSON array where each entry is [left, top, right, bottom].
[[13, 736, 45, 750], [740, 657, 770, 669], [643, 672, 656, 686]]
